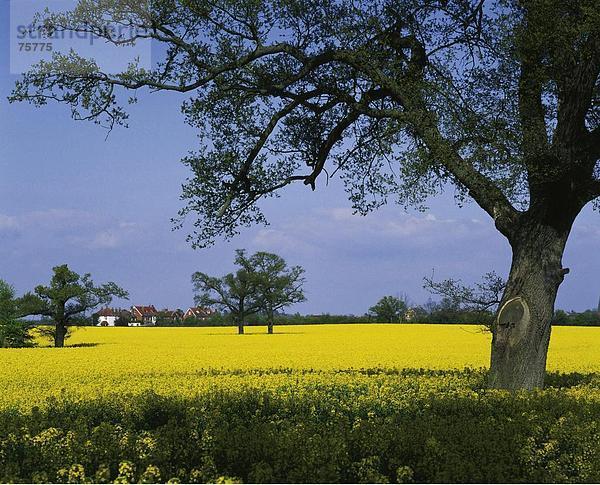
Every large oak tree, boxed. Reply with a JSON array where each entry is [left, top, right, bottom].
[[10, 0, 600, 388]]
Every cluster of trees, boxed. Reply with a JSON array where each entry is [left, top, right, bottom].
[[4, 260, 598, 352], [193, 250, 306, 334], [368, 295, 409, 323], [0, 265, 127, 348], [553, 309, 600, 326], [366, 272, 504, 325], [370, 270, 600, 326], [187, 295, 600, 328], [367, 295, 493, 325]]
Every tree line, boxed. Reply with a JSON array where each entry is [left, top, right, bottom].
[[0, 250, 306, 347], [4, 259, 598, 349]]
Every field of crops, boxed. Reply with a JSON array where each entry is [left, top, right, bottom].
[[3, 324, 600, 483], [0, 323, 599, 409]]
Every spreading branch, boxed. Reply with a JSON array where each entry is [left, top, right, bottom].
[[9, 0, 600, 246]]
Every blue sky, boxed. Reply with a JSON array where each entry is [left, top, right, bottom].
[[0, 0, 599, 314]]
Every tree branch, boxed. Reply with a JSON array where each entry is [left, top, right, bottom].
[[587, 126, 600, 161]]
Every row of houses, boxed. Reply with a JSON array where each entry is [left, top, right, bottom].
[[96, 305, 214, 327]]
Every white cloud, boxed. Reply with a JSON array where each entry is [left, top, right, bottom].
[[88, 231, 121, 249], [251, 206, 495, 258], [325, 207, 356, 222], [572, 222, 600, 240], [318, 207, 470, 239], [118, 222, 138, 229], [0, 214, 18, 230], [253, 228, 316, 254], [0, 209, 101, 231], [0, 209, 142, 251]]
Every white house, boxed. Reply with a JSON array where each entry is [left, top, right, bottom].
[[97, 308, 143, 327], [96, 308, 119, 326]]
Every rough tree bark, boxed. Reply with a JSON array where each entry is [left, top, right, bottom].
[[488, 188, 583, 389], [54, 323, 67, 348]]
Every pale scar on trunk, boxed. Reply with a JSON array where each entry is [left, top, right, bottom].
[[497, 297, 530, 346]]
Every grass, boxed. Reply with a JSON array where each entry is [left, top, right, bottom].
[[1, 324, 599, 409]]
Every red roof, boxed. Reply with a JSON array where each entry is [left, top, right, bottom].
[[132, 305, 158, 316], [186, 307, 213, 317], [97, 308, 118, 317]]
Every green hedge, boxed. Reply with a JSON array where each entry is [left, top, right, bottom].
[[2, 369, 600, 483]]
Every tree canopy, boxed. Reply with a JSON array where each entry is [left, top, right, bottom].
[[192, 250, 263, 334], [193, 249, 305, 333], [0, 280, 35, 348], [10, 0, 598, 247], [369, 295, 408, 323], [0, 280, 18, 324], [237, 251, 306, 333]]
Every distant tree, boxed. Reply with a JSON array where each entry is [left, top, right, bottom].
[[553, 309, 569, 325], [405, 304, 429, 324], [0, 280, 35, 348], [156, 309, 184, 325], [238, 251, 306, 334], [19, 265, 128, 347], [192, 250, 262, 334], [369, 296, 408, 323], [115, 313, 131, 327], [565, 309, 600, 326], [0, 280, 18, 324]]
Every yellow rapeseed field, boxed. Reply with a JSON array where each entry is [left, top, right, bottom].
[[0, 324, 598, 409]]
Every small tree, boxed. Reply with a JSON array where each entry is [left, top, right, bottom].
[[19, 265, 128, 347], [0, 280, 35, 348], [238, 252, 306, 334], [369, 296, 408, 323], [192, 250, 262, 334], [424, 271, 506, 329]]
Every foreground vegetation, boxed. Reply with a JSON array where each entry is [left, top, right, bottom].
[[2, 325, 600, 482], [5, 369, 600, 483]]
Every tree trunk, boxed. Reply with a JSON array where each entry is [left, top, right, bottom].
[[267, 309, 274, 334], [238, 323, 244, 334], [55, 324, 67, 348], [488, 218, 572, 390]]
